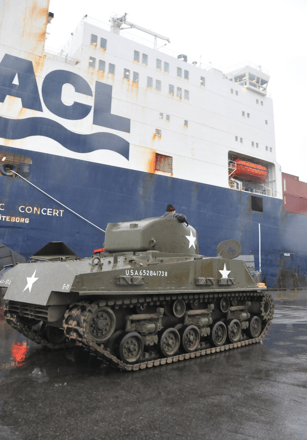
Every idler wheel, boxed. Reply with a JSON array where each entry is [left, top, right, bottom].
[[228, 319, 242, 343], [160, 328, 180, 357], [220, 297, 230, 313], [119, 332, 144, 364], [87, 306, 116, 343], [260, 294, 274, 321], [173, 299, 186, 318], [181, 325, 200, 352], [45, 326, 67, 345], [249, 316, 262, 338], [211, 321, 227, 347]]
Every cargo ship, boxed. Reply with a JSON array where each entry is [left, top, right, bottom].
[[0, 0, 306, 288]]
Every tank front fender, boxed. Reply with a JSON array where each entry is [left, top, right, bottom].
[[3, 261, 82, 306]]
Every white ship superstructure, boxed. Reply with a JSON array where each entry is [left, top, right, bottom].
[[54, 14, 280, 197]]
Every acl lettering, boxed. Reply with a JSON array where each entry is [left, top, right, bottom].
[[0, 54, 130, 133]]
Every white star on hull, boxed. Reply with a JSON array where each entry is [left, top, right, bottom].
[[23, 270, 38, 293], [185, 230, 197, 249], [219, 264, 231, 279]]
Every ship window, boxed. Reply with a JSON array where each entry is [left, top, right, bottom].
[[184, 90, 189, 100], [265, 120, 268, 124], [142, 53, 148, 65], [109, 63, 115, 74], [100, 38, 107, 49], [251, 141, 254, 146], [124, 69, 130, 80], [177, 87, 182, 98], [155, 153, 172, 173], [235, 90, 238, 95], [184, 120, 188, 127], [256, 99, 259, 104], [251, 196, 263, 212], [169, 84, 174, 95], [240, 138, 243, 143], [99, 60, 105, 72], [166, 114, 170, 122], [256, 143, 259, 148], [231, 88, 233, 93], [184, 70, 189, 80], [266, 146, 268, 151], [133, 72, 139, 83], [270, 147, 272, 152], [242, 111, 245, 116], [155, 79, 161, 91], [89, 57, 96, 68], [261, 101, 263, 106], [200, 76, 205, 87], [177, 67, 182, 77], [134, 50, 140, 62], [147, 76, 153, 88], [247, 113, 250, 118], [235, 136, 238, 141], [156, 59, 162, 70], [91, 34, 98, 45], [159, 112, 163, 119], [155, 129, 162, 136], [164, 62, 169, 73]]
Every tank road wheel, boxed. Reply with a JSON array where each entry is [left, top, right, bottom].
[[87, 306, 116, 344], [228, 319, 242, 343], [173, 299, 186, 318], [260, 294, 274, 321], [211, 321, 227, 347], [181, 325, 200, 352], [160, 328, 181, 357], [119, 332, 144, 364], [220, 297, 230, 313], [249, 316, 262, 338], [107, 330, 124, 355]]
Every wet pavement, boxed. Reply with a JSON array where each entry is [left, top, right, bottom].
[[1, 292, 307, 440]]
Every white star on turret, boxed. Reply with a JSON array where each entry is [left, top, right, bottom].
[[185, 230, 197, 249], [23, 270, 38, 293], [219, 264, 231, 279]]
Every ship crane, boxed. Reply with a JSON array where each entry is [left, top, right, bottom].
[[110, 13, 170, 49]]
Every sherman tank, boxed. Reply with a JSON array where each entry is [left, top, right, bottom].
[[3, 217, 274, 371]]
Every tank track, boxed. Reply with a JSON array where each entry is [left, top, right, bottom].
[[4, 291, 273, 372], [3, 309, 74, 351], [63, 290, 273, 371]]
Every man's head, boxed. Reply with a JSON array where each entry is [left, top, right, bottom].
[[166, 204, 175, 213]]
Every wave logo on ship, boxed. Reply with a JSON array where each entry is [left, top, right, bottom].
[[0, 54, 131, 160]]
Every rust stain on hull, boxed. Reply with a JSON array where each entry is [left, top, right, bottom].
[[21, 1, 49, 57]]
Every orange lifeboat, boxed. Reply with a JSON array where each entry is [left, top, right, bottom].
[[231, 159, 268, 183]]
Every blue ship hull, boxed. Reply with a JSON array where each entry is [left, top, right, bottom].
[[0, 144, 306, 288]]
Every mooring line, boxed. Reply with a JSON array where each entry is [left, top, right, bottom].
[[11, 170, 105, 233]]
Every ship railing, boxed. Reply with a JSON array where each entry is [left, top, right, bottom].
[[228, 161, 237, 178], [229, 178, 242, 191], [225, 61, 269, 75], [44, 48, 80, 65], [229, 178, 274, 197], [242, 185, 273, 197]]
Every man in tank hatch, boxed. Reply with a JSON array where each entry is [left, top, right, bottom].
[[162, 204, 188, 224]]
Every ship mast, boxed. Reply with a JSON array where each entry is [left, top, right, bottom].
[[110, 13, 170, 49]]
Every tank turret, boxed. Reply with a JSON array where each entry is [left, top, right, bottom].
[[3, 217, 274, 371]]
